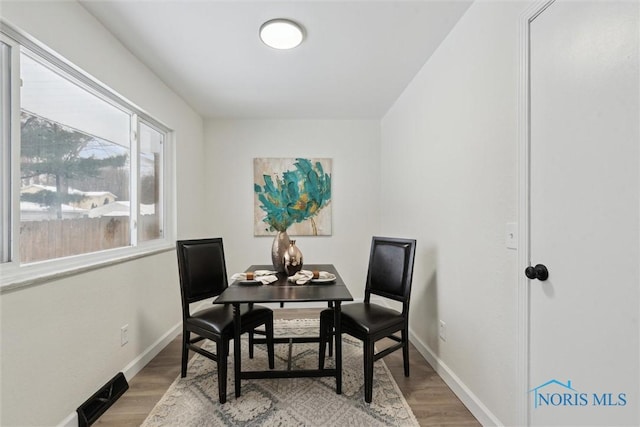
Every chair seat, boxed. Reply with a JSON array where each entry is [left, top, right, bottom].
[[187, 303, 271, 335], [321, 302, 404, 336]]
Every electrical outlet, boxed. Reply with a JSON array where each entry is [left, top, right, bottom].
[[121, 324, 129, 346], [439, 320, 446, 342]]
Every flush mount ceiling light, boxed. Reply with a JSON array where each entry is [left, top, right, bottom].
[[259, 19, 305, 50]]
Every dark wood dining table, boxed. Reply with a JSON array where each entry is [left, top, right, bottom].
[[213, 264, 353, 399]]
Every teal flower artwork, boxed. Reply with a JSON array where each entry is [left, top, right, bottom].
[[254, 158, 332, 236]]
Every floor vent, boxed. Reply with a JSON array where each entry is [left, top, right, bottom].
[[77, 372, 129, 427]]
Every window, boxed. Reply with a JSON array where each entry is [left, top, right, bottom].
[[1, 24, 174, 289]]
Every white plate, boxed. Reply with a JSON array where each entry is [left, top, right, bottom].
[[311, 273, 336, 283]]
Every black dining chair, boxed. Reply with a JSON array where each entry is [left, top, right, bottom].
[[176, 237, 275, 404], [318, 236, 416, 403]]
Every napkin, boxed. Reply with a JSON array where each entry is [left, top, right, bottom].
[[255, 275, 278, 284], [231, 270, 278, 285], [287, 270, 333, 285]]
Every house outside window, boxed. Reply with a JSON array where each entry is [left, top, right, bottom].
[[1, 23, 174, 288]]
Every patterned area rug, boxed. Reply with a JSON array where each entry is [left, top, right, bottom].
[[142, 319, 419, 426]]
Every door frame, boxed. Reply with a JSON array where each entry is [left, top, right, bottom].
[[517, 1, 555, 426]]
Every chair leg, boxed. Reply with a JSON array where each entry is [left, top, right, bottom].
[[323, 311, 334, 358], [266, 317, 275, 369], [217, 339, 229, 404], [364, 339, 375, 403], [318, 318, 327, 369], [326, 303, 334, 357], [248, 331, 254, 359], [402, 328, 410, 377], [181, 330, 190, 378]]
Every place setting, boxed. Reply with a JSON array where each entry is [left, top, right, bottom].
[[286, 269, 336, 285], [230, 269, 336, 286], [230, 270, 278, 285]]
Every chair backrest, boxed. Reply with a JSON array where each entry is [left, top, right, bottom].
[[176, 238, 229, 316], [364, 236, 417, 314]]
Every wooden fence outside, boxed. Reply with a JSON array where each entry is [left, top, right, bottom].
[[20, 215, 160, 263]]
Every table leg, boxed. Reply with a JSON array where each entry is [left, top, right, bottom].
[[233, 303, 242, 398], [334, 301, 342, 394]]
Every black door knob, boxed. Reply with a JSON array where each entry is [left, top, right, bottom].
[[525, 264, 549, 281]]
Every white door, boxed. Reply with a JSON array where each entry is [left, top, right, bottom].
[[528, 1, 639, 426]]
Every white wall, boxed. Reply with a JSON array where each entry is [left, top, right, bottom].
[[380, 1, 530, 425], [7, 1, 622, 426], [0, 2, 205, 426], [204, 119, 380, 297]]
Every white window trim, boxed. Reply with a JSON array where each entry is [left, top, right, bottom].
[[0, 22, 176, 293], [1, 244, 175, 292], [1, 35, 17, 264]]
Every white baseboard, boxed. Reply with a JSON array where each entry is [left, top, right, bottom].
[[57, 319, 183, 427], [57, 412, 77, 427], [121, 321, 183, 381], [369, 297, 502, 426], [408, 329, 503, 426]]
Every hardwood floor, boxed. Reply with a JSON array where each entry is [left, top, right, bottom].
[[95, 308, 480, 426]]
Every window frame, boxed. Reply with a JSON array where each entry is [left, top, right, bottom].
[[1, 36, 15, 265], [0, 22, 175, 292]]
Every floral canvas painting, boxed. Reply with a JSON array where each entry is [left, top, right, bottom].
[[254, 158, 332, 236]]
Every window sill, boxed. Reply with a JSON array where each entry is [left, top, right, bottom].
[[0, 241, 175, 294]]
